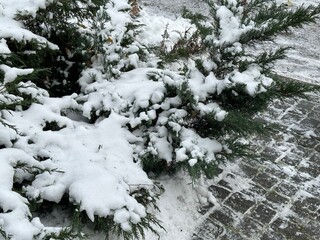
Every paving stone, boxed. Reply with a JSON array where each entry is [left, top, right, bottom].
[[300, 118, 320, 128], [300, 197, 320, 212], [218, 230, 243, 240], [264, 166, 288, 179], [265, 191, 290, 205], [298, 164, 320, 179], [302, 220, 320, 239], [260, 229, 286, 240], [291, 198, 319, 220], [290, 126, 310, 135], [303, 184, 320, 199], [314, 105, 320, 112], [309, 153, 320, 165], [281, 134, 297, 143], [291, 172, 313, 185], [271, 217, 313, 240], [217, 178, 234, 190], [279, 155, 301, 166], [293, 145, 316, 158], [264, 107, 282, 118], [312, 128, 320, 137], [249, 204, 276, 225], [308, 110, 320, 120], [224, 192, 255, 214], [281, 112, 304, 122], [253, 172, 279, 189], [272, 100, 288, 110], [242, 183, 267, 197], [236, 217, 263, 239], [196, 219, 224, 239], [282, 98, 297, 105], [315, 144, 320, 153], [274, 181, 298, 197], [298, 137, 320, 149], [261, 147, 282, 160], [209, 207, 239, 226], [239, 163, 259, 178], [208, 185, 231, 201], [296, 100, 316, 114], [242, 157, 263, 168]]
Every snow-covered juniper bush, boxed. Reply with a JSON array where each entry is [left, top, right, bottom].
[[0, 0, 319, 239]]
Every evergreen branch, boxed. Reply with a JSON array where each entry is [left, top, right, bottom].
[[0, 228, 7, 240], [255, 47, 290, 71], [177, 81, 197, 106], [240, 47, 291, 73], [182, 7, 214, 37], [182, 7, 208, 24], [220, 138, 254, 160], [250, 2, 287, 25], [93, 212, 163, 240], [0, 119, 18, 133], [205, 83, 271, 114], [68, 190, 164, 240], [213, 111, 275, 136], [283, 3, 320, 28], [240, 3, 320, 44], [177, 159, 220, 180], [204, 75, 319, 116], [13, 161, 43, 175], [41, 227, 86, 240], [241, 0, 271, 24], [270, 75, 320, 99]]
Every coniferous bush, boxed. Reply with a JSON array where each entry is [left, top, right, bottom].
[[1, 0, 161, 239], [132, 0, 320, 178], [12, 0, 106, 96], [0, 0, 320, 239]]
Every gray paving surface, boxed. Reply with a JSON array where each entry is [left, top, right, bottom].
[[192, 93, 320, 240]]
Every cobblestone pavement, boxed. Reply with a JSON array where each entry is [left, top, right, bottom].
[[192, 92, 320, 240]]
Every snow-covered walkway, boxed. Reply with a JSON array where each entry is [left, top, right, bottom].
[[191, 93, 320, 239]]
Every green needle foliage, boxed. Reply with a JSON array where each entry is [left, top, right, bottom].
[[13, 0, 107, 96]]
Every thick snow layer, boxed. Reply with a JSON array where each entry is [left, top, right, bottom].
[[0, 65, 33, 84], [0, 96, 153, 238], [7, 104, 152, 219], [0, 0, 47, 18], [0, 149, 44, 240], [215, 5, 249, 45], [0, 0, 58, 51], [230, 65, 272, 96], [0, 39, 9, 54], [179, 127, 222, 163]]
